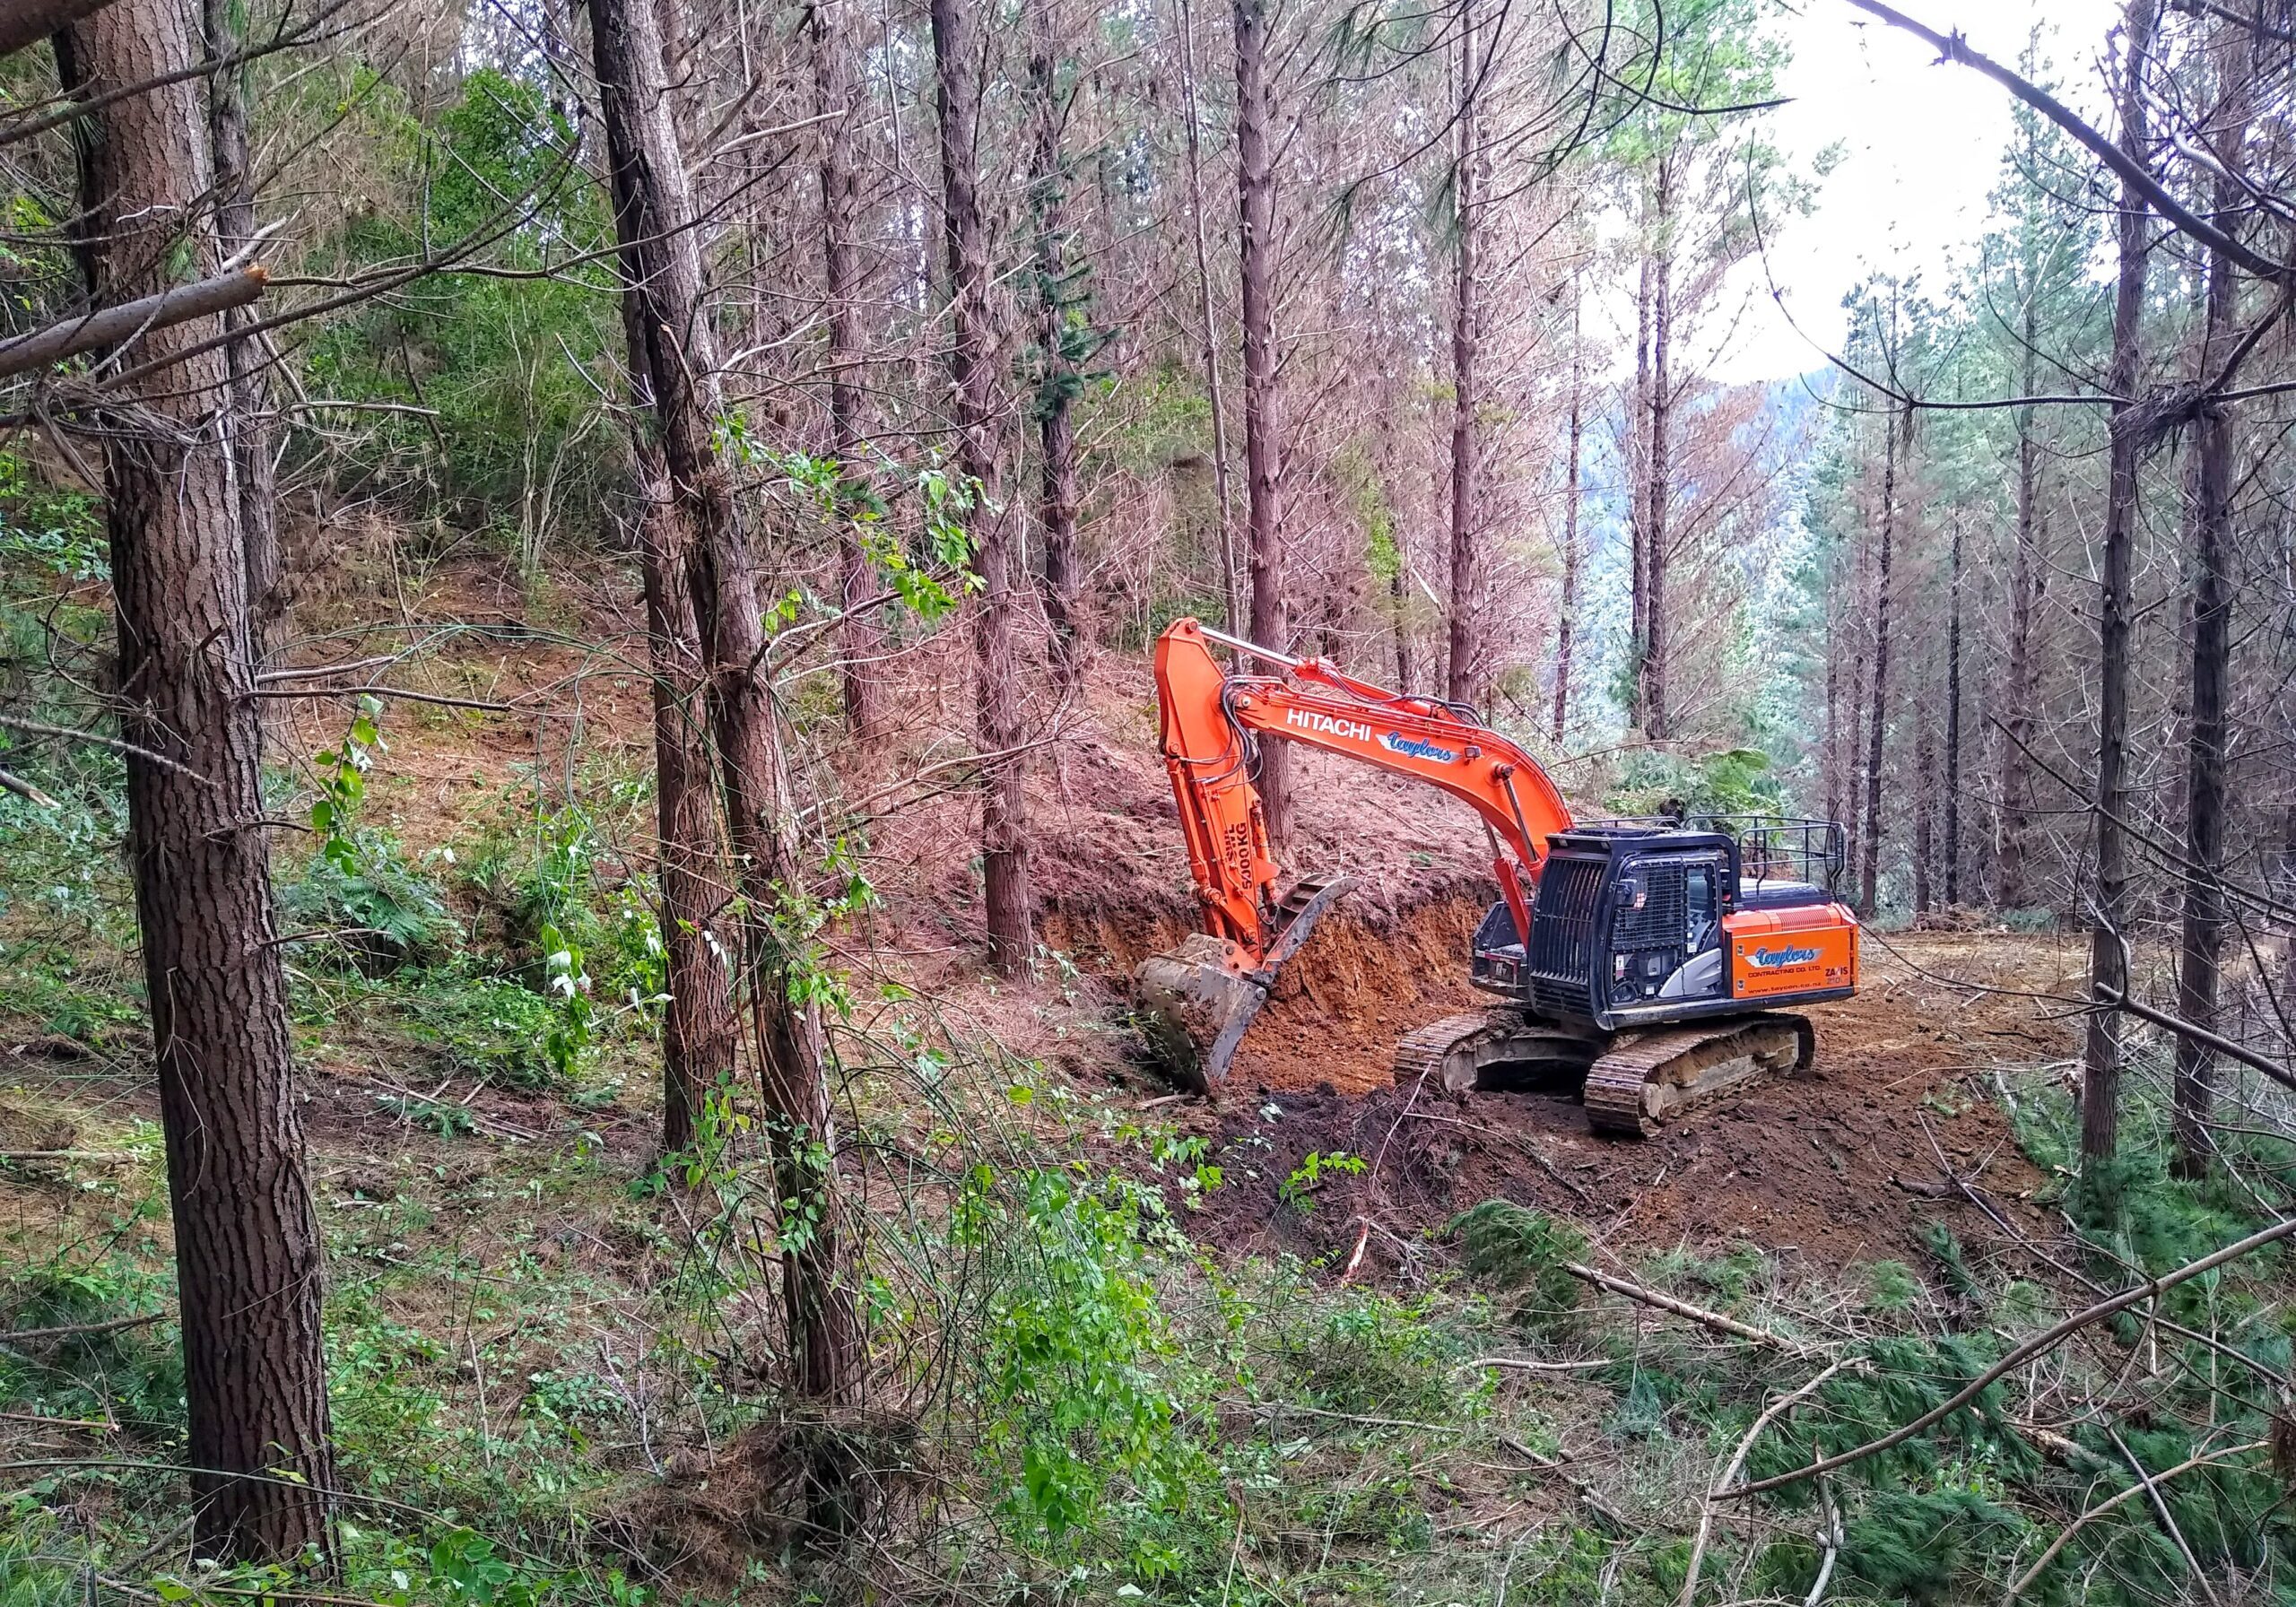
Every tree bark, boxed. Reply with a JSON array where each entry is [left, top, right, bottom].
[[2171, 15, 2249, 1179], [201, 0, 276, 662], [613, 270, 737, 1158], [1843, 526, 1874, 858], [1176, 0, 1240, 636], [1913, 702, 1935, 915], [59, 2, 334, 1564], [1857, 400, 1903, 918], [810, 0, 879, 742], [1629, 243, 1651, 717], [1444, 0, 1480, 708], [1027, 0, 1083, 691], [589, 0, 865, 1455], [638, 485, 739, 1159], [1996, 277, 2046, 909], [1552, 291, 1581, 747], [1943, 512, 1964, 906], [2082, 0, 2161, 1166], [1640, 157, 1676, 739], [1235, 0, 1288, 841], [932, 0, 1036, 969]]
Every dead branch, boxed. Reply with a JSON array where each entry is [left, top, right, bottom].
[[0, 712, 214, 784], [1682, 1359, 1853, 1606], [1843, 0, 2287, 281], [1723, 1212, 2296, 1500], [0, 1311, 166, 1347], [2002, 1438, 2266, 1603], [0, 766, 59, 808], [0, 267, 266, 380], [1564, 1260, 1810, 1351], [2097, 985, 2296, 1094]]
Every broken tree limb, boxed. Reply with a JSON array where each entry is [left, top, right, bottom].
[[1722, 1212, 2296, 1500], [2097, 984, 2296, 1093], [0, 766, 58, 808], [0, 265, 265, 380], [1843, 0, 2288, 282], [1683, 1360, 1853, 1607], [0, 1311, 166, 1347], [2001, 1438, 2266, 1604], [1564, 1260, 1807, 1351], [0, 0, 116, 57]]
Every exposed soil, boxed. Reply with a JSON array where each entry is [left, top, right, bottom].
[[1155, 928, 2085, 1270], [4, 553, 2098, 1289]]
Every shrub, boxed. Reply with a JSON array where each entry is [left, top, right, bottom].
[[1450, 1198, 1587, 1338], [281, 828, 460, 971]]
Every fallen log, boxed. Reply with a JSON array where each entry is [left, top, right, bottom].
[[0, 265, 265, 379]]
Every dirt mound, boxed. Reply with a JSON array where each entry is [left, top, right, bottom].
[[1160, 932, 2079, 1269]]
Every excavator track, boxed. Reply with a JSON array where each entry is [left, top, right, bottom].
[[1581, 1012, 1815, 1137], [1393, 1007, 1605, 1094]]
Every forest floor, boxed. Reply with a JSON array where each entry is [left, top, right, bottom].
[[1, 553, 2100, 1281], [3, 553, 2269, 1606]]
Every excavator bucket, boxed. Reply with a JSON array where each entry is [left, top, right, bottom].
[[1134, 934, 1269, 1093], [1134, 875, 1352, 1091]]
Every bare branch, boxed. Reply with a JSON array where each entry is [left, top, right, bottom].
[[0, 267, 266, 380], [1722, 1212, 2296, 1500], [1843, 0, 2288, 281]]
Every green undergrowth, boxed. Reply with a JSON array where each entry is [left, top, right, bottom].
[[9, 679, 2296, 1607]]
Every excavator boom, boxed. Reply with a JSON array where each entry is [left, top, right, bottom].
[[1142, 618, 1570, 1087]]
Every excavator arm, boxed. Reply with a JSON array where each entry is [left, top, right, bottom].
[[1139, 617, 1575, 1086]]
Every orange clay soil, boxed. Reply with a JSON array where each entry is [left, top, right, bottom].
[[1160, 926, 2084, 1269]]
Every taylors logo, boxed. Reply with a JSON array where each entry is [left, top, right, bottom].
[[1751, 943, 1821, 969], [1285, 708, 1375, 743], [1381, 732, 1457, 764]]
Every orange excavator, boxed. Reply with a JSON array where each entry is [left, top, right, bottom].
[[1135, 619, 1861, 1135]]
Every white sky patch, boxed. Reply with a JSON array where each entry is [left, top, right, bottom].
[[1704, 0, 2122, 383]]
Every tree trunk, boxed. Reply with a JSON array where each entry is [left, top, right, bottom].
[[931, 0, 1036, 970], [1642, 157, 1675, 739], [810, 0, 879, 742], [59, 4, 334, 1564], [639, 498, 739, 1159], [1997, 289, 2045, 910], [1943, 513, 1963, 906], [589, 0, 865, 1466], [1823, 560, 1844, 830], [2082, 0, 2161, 1166], [202, 0, 278, 662], [613, 272, 737, 1158], [1552, 294, 1581, 747], [1444, 0, 1480, 708], [1176, 0, 1240, 635], [1913, 705, 1935, 916], [1629, 243, 1651, 716], [1235, 0, 1288, 841], [1843, 527, 1874, 859], [1027, 0, 1083, 690], [1857, 402, 1902, 918], [2171, 17, 2248, 1179]]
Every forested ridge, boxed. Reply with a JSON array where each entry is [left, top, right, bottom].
[[1, 0, 2295, 1599]]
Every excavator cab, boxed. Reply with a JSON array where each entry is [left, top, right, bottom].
[[1474, 819, 1857, 1031]]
